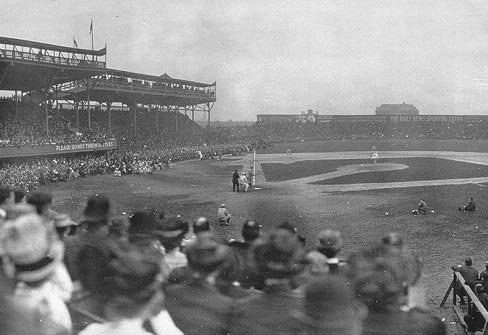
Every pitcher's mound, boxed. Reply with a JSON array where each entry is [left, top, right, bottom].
[[337, 163, 409, 173]]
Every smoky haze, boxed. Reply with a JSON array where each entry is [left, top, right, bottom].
[[1, 0, 488, 120]]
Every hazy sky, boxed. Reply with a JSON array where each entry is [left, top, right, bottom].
[[2, 0, 488, 120]]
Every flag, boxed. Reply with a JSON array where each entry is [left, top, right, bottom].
[[73, 36, 78, 48], [89, 19, 93, 35]]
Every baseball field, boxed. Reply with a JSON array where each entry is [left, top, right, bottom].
[[39, 139, 488, 334]]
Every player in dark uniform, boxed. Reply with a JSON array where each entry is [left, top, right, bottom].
[[232, 169, 240, 192]]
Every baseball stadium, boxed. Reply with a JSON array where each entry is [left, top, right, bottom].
[[2, 2, 488, 335]]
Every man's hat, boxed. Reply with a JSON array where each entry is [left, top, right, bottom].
[[254, 228, 305, 279], [193, 217, 210, 234], [186, 232, 229, 274], [276, 221, 297, 234], [160, 216, 189, 239], [4, 203, 36, 220], [53, 213, 78, 228], [292, 277, 359, 329], [83, 194, 111, 223], [242, 220, 262, 241], [4, 214, 63, 282], [316, 229, 344, 253], [128, 212, 161, 240]]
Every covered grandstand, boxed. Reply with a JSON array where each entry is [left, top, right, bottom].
[[0, 36, 216, 157]]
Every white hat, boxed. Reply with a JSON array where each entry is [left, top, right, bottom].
[[4, 214, 63, 282]]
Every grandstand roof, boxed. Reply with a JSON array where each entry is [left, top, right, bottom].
[[0, 36, 106, 90], [106, 69, 215, 88], [0, 36, 107, 56], [0, 36, 216, 105]]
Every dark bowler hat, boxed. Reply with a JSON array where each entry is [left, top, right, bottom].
[[292, 277, 360, 329], [242, 220, 262, 241], [160, 216, 189, 239], [254, 228, 305, 279], [186, 232, 229, 274], [83, 194, 111, 223], [128, 212, 161, 238]]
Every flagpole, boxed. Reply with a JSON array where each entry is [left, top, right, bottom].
[[90, 19, 94, 61]]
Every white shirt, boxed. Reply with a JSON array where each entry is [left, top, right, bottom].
[[80, 310, 182, 335], [15, 280, 72, 332]]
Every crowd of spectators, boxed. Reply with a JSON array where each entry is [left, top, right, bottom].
[[0, 142, 251, 192], [0, 190, 447, 334], [256, 120, 488, 142], [0, 100, 111, 147]]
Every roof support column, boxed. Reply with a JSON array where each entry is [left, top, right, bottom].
[[107, 102, 112, 136], [175, 106, 178, 134], [207, 102, 213, 128], [87, 95, 91, 130], [45, 97, 49, 137], [132, 104, 137, 138], [75, 100, 80, 129], [155, 105, 159, 137], [191, 105, 195, 121]]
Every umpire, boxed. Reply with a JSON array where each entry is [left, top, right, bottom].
[[232, 169, 240, 192]]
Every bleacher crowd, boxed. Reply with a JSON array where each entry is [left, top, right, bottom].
[[0, 142, 250, 192]]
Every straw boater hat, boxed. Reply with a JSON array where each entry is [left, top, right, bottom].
[[52, 213, 78, 228], [4, 213, 63, 282]]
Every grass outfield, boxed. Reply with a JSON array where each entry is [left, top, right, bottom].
[[261, 157, 488, 183], [38, 140, 488, 334]]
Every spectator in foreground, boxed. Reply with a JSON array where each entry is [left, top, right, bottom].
[[232, 228, 306, 335], [315, 229, 346, 274], [64, 194, 112, 282], [0, 269, 45, 335], [216, 220, 263, 296], [165, 232, 234, 334], [452, 257, 479, 304], [291, 277, 366, 335], [53, 212, 78, 241], [26, 192, 53, 217], [349, 244, 446, 335], [0, 185, 13, 219], [78, 238, 182, 335], [224, 220, 262, 289], [4, 213, 73, 334], [180, 216, 210, 250], [13, 188, 26, 204], [159, 216, 189, 271]]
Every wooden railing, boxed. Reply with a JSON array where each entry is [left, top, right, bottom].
[[0, 49, 105, 68], [60, 78, 216, 100], [441, 271, 488, 333]]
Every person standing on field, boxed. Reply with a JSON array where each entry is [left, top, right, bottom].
[[232, 169, 240, 192]]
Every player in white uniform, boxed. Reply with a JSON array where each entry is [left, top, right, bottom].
[[371, 146, 379, 164], [239, 172, 249, 192]]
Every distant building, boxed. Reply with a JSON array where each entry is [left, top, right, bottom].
[[257, 109, 318, 124], [375, 103, 419, 116], [297, 109, 318, 123], [257, 114, 298, 123]]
